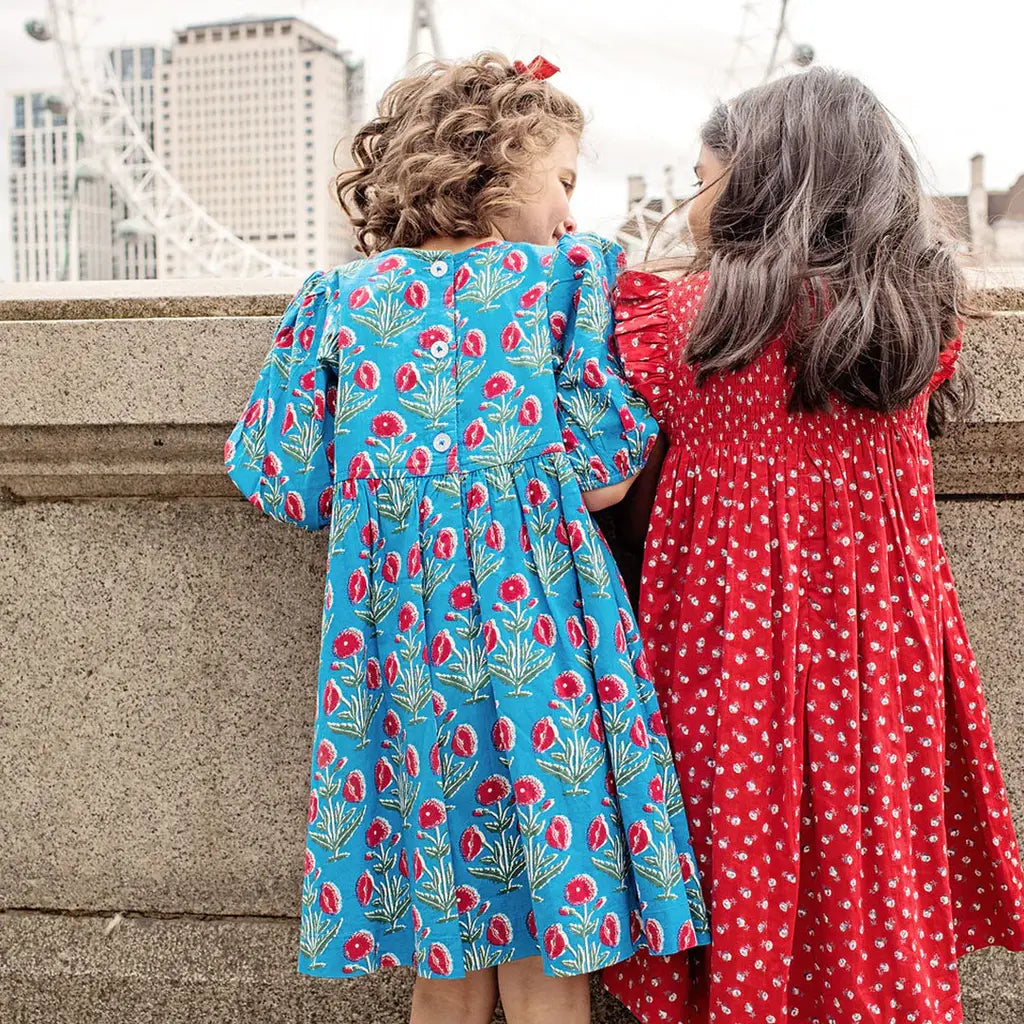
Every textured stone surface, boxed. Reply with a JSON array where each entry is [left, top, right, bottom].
[[0, 499, 326, 915], [0, 315, 278, 426]]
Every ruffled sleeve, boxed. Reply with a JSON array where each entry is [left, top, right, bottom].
[[612, 270, 676, 421], [546, 233, 658, 491], [929, 334, 964, 393], [224, 271, 338, 531]]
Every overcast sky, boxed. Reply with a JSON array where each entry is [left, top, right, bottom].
[[2, 0, 1022, 280]]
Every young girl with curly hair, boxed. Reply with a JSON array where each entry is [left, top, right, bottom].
[[603, 67, 1024, 1024], [225, 53, 708, 1024]]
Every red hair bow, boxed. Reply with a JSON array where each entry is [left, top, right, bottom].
[[513, 55, 560, 81]]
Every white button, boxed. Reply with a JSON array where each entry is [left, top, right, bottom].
[[430, 340, 448, 358], [432, 432, 452, 453], [429, 260, 448, 277]]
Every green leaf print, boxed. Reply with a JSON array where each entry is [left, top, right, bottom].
[[308, 798, 367, 862]]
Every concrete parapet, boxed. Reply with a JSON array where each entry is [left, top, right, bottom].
[[1, 281, 1023, 1022]]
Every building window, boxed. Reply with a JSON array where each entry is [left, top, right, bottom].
[[141, 47, 155, 80], [247, 26, 257, 37], [264, 23, 274, 35], [120, 48, 135, 80], [14, 96, 25, 129], [31, 93, 47, 128]]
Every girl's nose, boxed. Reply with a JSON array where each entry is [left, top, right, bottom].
[[557, 215, 577, 238]]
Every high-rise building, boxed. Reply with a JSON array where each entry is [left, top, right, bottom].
[[7, 45, 170, 283], [159, 16, 364, 278]]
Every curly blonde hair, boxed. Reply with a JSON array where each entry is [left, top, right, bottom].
[[335, 52, 584, 255]]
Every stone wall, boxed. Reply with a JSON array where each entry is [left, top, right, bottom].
[[1, 280, 1023, 1023]]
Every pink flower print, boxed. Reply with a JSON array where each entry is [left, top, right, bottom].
[[284, 491, 305, 522], [298, 325, 316, 351], [404, 280, 428, 308], [405, 744, 420, 778], [342, 770, 366, 802], [566, 243, 591, 266], [514, 775, 545, 806], [628, 820, 651, 855], [365, 658, 382, 690], [348, 451, 373, 478], [374, 758, 394, 792], [565, 617, 584, 649], [371, 411, 406, 438], [430, 630, 454, 666], [418, 325, 451, 350], [597, 675, 627, 703], [376, 554, 398, 586], [344, 931, 374, 961], [433, 527, 456, 560], [484, 522, 505, 551], [427, 943, 453, 976], [354, 361, 380, 390], [531, 717, 558, 753], [365, 816, 391, 848], [456, 884, 480, 913], [261, 451, 281, 477], [318, 882, 341, 915], [501, 322, 523, 351], [649, 709, 667, 736], [304, 848, 315, 876], [544, 923, 568, 959], [554, 671, 585, 699], [316, 739, 337, 770], [398, 602, 418, 631], [383, 710, 402, 740], [418, 798, 446, 828], [380, 952, 400, 969], [482, 371, 514, 399], [452, 724, 478, 757], [395, 362, 420, 393], [520, 284, 544, 308], [589, 710, 604, 742], [645, 919, 665, 954], [453, 265, 471, 290], [584, 616, 599, 647], [465, 482, 487, 510], [274, 328, 294, 350], [462, 329, 486, 357], [526, 911, 538, 940], [318, 487, 332, 520], [561, 426, 578, 452], [549, 311, 567, 341], [503, 249, 526, 272], [630, 715, 650, 748], [333, 629, 363, 659], [582, 358, 606, 388], [449, 581, 475, 611], [326, 387, 337, 415], [526, 478, 549, 506], [460, 826, 484, 861], [376, 254, 404, 272], [491, 717, 515, 752], [588, 455, 610, 485], [619, 405, 637, 432], [648, 775, 665, 803], [337, 326, 357, 349], [483, 620, 499, 652], [463, 418, 486, 448], [322, 680, 341, 716], [356, 870, 374, 906], [564, 873, 597, 906], [498, 573, 529, 603], [383, 654, 400, 687], [532, 614, 555, 647], [518, 395, 541, 426], [545, 815, 572, 851], [349, 287, 371, 310], [599, 912, 621, 947], [307, 792, 319, 824], [555, 519, 584, 551], [678, 919, 697, 950], [587, 815, 609, 851], [476, 775, 510, 805], [312, 390, 325, 422], [486, 915, 513, 946]]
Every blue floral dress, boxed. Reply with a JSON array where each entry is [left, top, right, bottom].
[[225, 233, 709, 980]]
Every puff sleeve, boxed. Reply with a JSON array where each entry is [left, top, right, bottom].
[[547, 233, 658, 491], [928, 334, 964, 393], [224, 271, 338, 531]]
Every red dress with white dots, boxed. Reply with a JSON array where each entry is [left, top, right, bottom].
[[603, 271, 1024, 1024]]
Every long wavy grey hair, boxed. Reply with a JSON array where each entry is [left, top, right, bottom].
[[673, 68, 974, 435]]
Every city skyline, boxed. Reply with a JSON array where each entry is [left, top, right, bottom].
[[3, 0, 1022, 281]]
